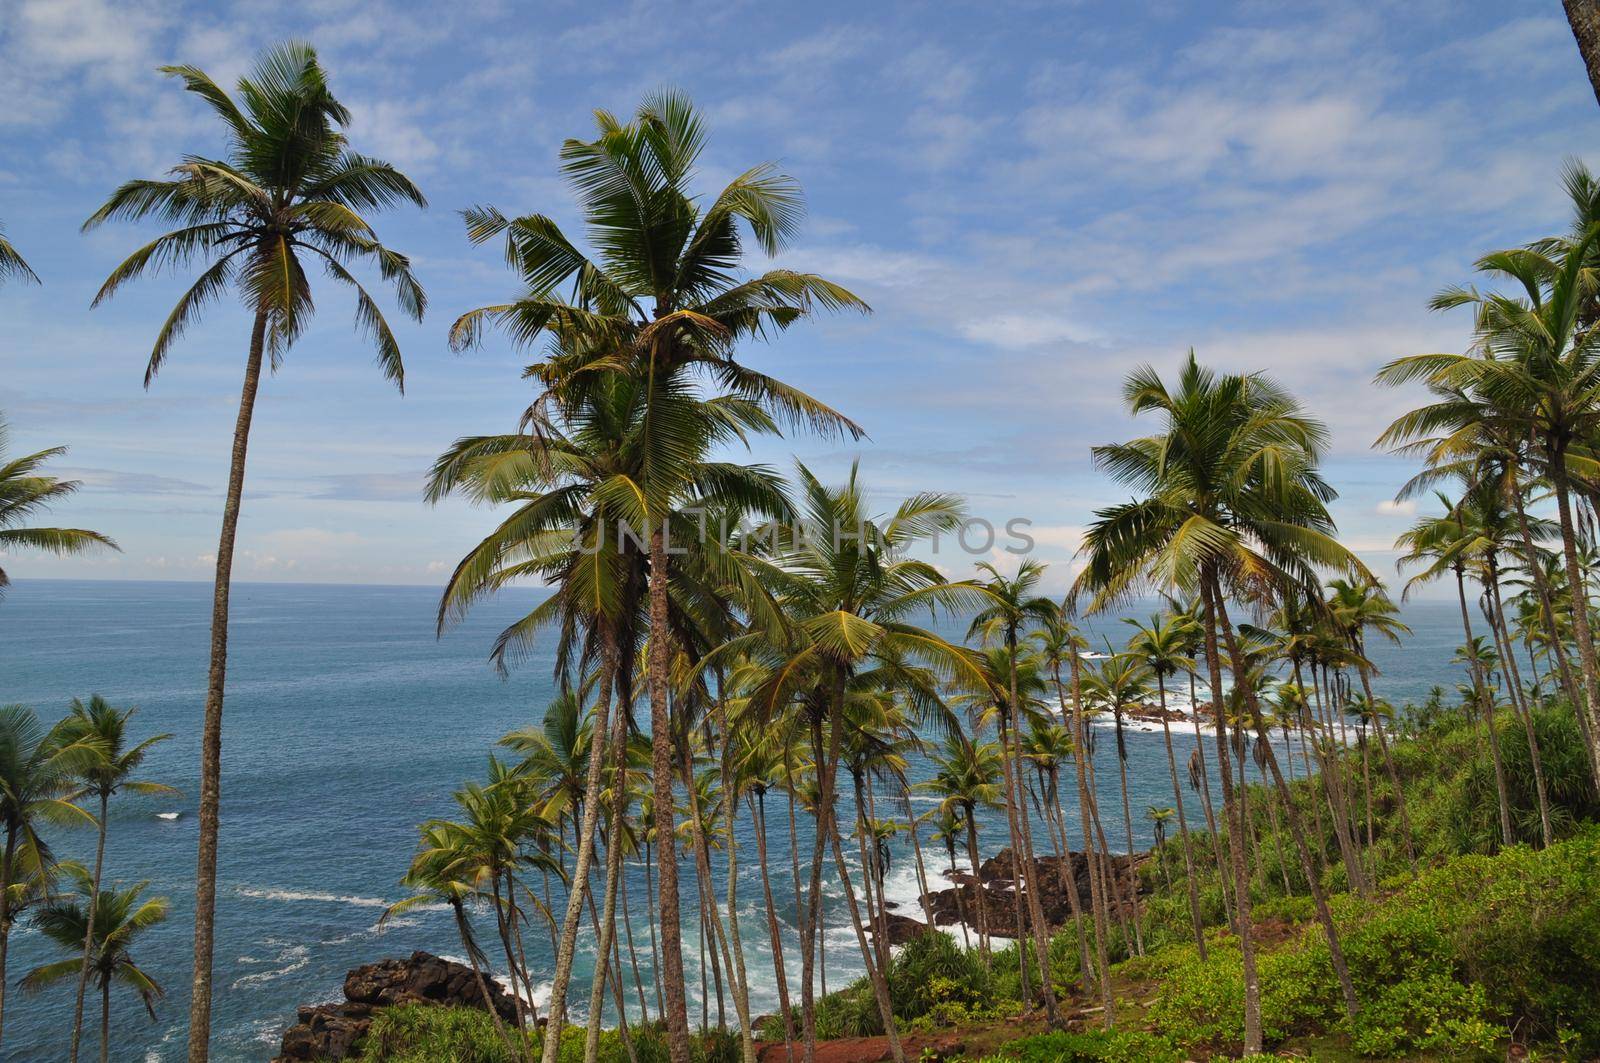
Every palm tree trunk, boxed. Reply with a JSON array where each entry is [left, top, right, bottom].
[[187, 307, 267, 1063], [1111, 711, 1143, 956], [1157, 678, 1208, 958], [993, 710, 1033, 998], [643, 840, 664, 1018], [621, 870, 649, 1023], [1351, 652, 1417, 869], [453, 900, 520, 1062], [1187, 673, 1234, 926], [716, 706, 757, 1063], [1512, 485, 1581, 707], [542, 636, 618, 1063], [1214, 593, 1360, 1024], [648, 526, 692, 1063], [962, 805, 991, 959], [0, 825, 17, 1046], [800, 715, 829, 1063], [70, 793, 110, 1063], [1547, 447, 1600, 785], [1565, 0, 1600, 107], [1310, 663, 1366, 895], [1003, 639, 1061, 1021], [1485, 568, 1554, 846], [1200, 575, 1261, 1054], [753, 791, 796, 1063], [100, 977, 110, 1063], [585, 706, 632, 1063], [1067, 656, 1114, 1026], [826, 794, 905, 1063]]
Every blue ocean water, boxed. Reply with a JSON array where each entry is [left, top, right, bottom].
[[0, 579, 1469, 1061]]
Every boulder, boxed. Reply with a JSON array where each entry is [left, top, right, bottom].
[[274, 950, 517, 1061]]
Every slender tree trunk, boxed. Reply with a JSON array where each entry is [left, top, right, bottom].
[[1003, 637, 1062, 1021], [1200, 576, 1261, 1054], [585, 704, 632, 1063], [716, 705, 757, 1063], [1067, 655, 1115, 1026], [0, 827, 17, 1047], [827, 802, 905, 1063], [186, 308, 268, 1063], [69, 793, 110, 1063], [1215, 594, 1360, 1023], [644, 840, 664, 1018], [647, 526, 692, 1063], [543, 637, 618, 1063], [993, 709, 1033, 998], [1351, 650, 1417, 869], [963, 805, 991, 959], [1512, 485, 1580, 707], [1110, 710, 1143, 956], [753, 792, 796, 1063], [1157, 677, 1208, 957], [454, 901, 520, 1061], [621, 870, 649, 1023], [800, 714, 828, 1063], [1549, 448, 1600, 785], [1485, 570, 1553, 846]]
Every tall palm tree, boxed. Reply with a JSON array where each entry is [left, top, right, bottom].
[[919, 734, 1004, 960], [718, 464, 985, 1063], [1377, 229, 1600, 784], [0, 223, 37, 286], [449, 93, 865, 1063], [1074, 352, 1367, 1050], [1565, 2, 1600, 107], [83, 46, 426, 1060], [1081, 652, 1150, 956], [966, 560, 1064, 1021], [22, 866, 169, 1063], [0, 417, 119, 594], [0, 705, 102, 1048], [58, 697, 176, 1063], [1124, 613, 1208, 957]]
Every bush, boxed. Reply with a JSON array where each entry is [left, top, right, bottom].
[[359, 1005, 514, 1062], [1346, 974, 1500, 1058], [975, 1029, 1182, 1062]]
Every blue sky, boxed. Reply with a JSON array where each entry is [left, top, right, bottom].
[[0, 0, 1592, 596]]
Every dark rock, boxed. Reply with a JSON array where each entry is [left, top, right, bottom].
[[274, 950, 517, 1061], [921, 847, 1148, 938]]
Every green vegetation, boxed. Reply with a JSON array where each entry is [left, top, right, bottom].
[[7, 19, 1600, 1063]]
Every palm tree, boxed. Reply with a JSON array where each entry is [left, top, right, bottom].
[[919, 734, 1004, 960], [0, 223, 38, 285], [719, 464, 985, 1063], [22, 865, 169, 1063], [58, 697, 176, 1063], [0, 417, 119, 593], [966, 560, 1064, 1021], [1074, 352, 1367, 1050], [83, 46, 427, 1060], [1124, 613, 1208, 957], [1081, 652, 1150, 956], [0, 705, 102, 1048], [448, 93, 865, 1063], [1377, 230, 1600, 784]]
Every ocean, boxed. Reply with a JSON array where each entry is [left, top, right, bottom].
[[1, 579, 1470, 1061]]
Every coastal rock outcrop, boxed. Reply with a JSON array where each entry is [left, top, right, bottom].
[[916, 847, 1147, 939], [274, 950, 518, 1061]]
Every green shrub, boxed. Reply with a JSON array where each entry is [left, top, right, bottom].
[[1346, 974, 1501, 1058], [359, 1005, 514, 1062], [976, 1029, 1182, 1062]]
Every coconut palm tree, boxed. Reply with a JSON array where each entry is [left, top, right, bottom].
[[1146, 807, 1175, 887], [966, 560, 1064, 1020], [57, 697, 176, 1063], [715, 464, 986, 1063], [449, 93, 865, 1063], [1123, 613, 1208, 957], [0, 223, 37, 286], [1081, 652, 1150, 955], [1376, 229, 1600, 784], [83, 47, 427, 1059], [919, 734, 1004, 960], [0, 705, 103, 1048], [1073, 352, 1368, 1050], [0, 417, 119, 594], [22, 866, 169, 1063]]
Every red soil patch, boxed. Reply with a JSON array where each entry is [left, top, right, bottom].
[[754, 1034, 966, 1062]]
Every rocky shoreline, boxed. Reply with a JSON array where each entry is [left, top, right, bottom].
[[874, 846, 1148, 946], [274, 951, 518, 1061]]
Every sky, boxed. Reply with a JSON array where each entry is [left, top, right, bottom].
[[0, 0, 1594, 597]]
